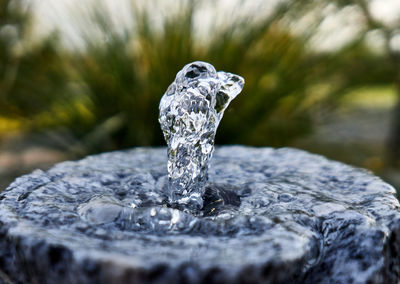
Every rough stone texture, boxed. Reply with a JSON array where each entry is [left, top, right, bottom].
[[0, 146, 399, 284]]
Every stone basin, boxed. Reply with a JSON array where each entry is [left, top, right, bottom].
[[0, 146, 399, 283]]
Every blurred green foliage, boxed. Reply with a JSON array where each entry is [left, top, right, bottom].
[[0, 0, 398, 156], [0, 0, 70, 118]]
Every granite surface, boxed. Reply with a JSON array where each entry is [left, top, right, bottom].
[[0, 146, 399, 283]]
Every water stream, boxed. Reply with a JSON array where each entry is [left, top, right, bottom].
[[159, 61, 244, 211]]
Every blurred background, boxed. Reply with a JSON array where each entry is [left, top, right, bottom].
[[1, 0, 400, 191]]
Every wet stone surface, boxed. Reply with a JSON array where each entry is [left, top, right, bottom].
[[0, 146, 400, 283]]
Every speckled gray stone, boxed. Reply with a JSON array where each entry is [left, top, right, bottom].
[[0, 146, 399, 284]]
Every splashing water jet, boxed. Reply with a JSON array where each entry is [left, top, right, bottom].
[[159, 61, 244, 211]]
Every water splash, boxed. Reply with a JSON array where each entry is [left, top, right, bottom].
[[159, 61, 244, 210]]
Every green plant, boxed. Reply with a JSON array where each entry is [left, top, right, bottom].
[[1, 0, 397, 156], [46, 0, 323, 151]]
